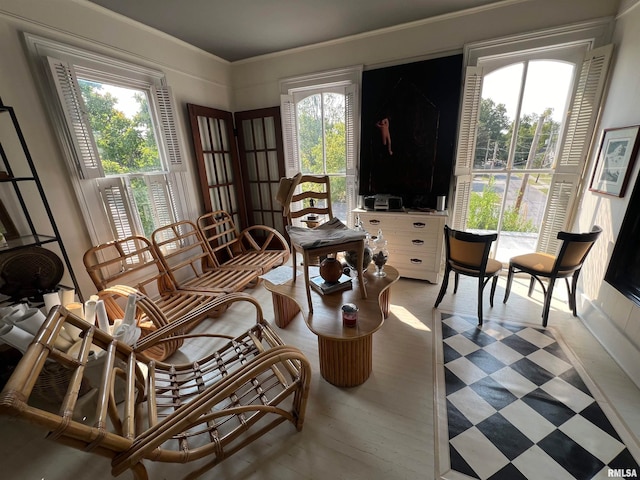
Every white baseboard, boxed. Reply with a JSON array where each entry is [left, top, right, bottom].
[[578, 294, 640, 389]]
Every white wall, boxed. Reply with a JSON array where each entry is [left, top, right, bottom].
[[576, 1, 640, 386], [230, 0, 618, 111], [0, 0, 232, 297]]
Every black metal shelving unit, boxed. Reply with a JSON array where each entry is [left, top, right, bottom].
[[0, 99, 83, 303]]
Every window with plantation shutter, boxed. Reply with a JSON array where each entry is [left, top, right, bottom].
[[26, 34, 188, 246], [280, 66, 362, 227], [452, 36, 612, 262]]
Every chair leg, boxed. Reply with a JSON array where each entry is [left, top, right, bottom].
[[528, 276, 536, 297], [569, 271, 580, 316], [453, 272, 460, 294], [434, 267, 450, 308], [503, 265, 514, 303], [542, 277, 556, 327], [292, 248, 298, 283], [489, 274, 498, 307], [565, 277, 574, 313], [477, 277, 484, 326], [303, 253, 313, 313]]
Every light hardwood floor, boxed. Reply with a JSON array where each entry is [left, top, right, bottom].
[[1, 271, 639, 480]]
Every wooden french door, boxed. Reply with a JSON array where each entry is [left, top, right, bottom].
[[235, 107, 286, 235], [187, 104, 286, 234], [187, 104, 247, 229]]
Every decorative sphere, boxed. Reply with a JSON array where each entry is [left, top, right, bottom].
[[319, 257, 343, 283]]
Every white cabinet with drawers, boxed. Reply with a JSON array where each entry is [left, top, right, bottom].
[[355, 209, 447, 283]]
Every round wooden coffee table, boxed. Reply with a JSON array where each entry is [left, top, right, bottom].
[[264, 264, 399, 387]]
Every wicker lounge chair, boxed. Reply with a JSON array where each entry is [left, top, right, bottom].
[[197, 210, 290, 274], [0, 293, 311, 480]]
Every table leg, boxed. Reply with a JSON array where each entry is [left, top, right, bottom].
[[270, 291, 300, 328], [317, 335, 373, 387]]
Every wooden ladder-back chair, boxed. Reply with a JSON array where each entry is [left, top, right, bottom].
[[276, 174, 367, 313], [0, 293, 311, 480], [83, 236, 224, 360], [434, 225, 503, 325], [503, 225, 602, 326], [277, 173, 333, 227], [197, 210, 290, 274], [152, 221, 261, 294]]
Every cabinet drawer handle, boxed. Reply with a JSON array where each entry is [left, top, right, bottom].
[[410, 258, 423, 264], [368, 219, 381, 225], [412, 239, 424, 245], [413, 222, 426, 228]]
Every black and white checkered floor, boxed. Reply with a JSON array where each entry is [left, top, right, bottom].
[[435, 312, 640, 480]]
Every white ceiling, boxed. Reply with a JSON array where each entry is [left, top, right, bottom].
[[87, 0, 506, 62]]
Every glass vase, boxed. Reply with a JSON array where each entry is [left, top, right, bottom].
[[372, 229, 389, 278]]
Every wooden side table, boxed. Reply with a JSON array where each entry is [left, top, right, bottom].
[[264, 265, 399, 387]]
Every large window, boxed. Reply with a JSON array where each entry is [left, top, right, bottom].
[[25, 34, 188, 246], [296, 90, 348, 220], [467, 59, 574, 261], [453, 33, 612, 259], [281, 67, 361, 226]]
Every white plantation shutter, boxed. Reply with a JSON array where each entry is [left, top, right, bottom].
[[345, 84, 359, 226], [280, 94, 300, 177], [537, 175, 578, 253], [46, 56, 104, 179], [452, 175, 473, 230], [146, 174, 177, 229], [98, 177, 139, 241], [537, 45, 613, 254], [152, 86, 184, 171], [451, 67, 483, 229]]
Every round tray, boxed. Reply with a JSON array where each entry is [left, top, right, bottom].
[[0, 246, 64, 299]]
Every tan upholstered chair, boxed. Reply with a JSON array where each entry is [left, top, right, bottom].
[[503, 225, 602, 326], [434, 225, 502, 325], [0, 293, 311, 480], [276, 174, 366, 313]]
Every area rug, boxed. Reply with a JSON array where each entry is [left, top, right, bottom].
[[433, 311, 640, 480]]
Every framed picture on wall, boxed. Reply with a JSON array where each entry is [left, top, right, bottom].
[[589, 125, 640, 197]]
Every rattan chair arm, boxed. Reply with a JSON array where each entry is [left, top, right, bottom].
[[133, 292, 264, 353], [112, 345, 311, 475], [238, 225, 290, 253]]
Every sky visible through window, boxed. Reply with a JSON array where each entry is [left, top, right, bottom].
[[100, 84, 141, 119], [482, 61, 573, 122]]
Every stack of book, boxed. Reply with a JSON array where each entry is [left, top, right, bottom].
[[310, 274, 352, 295]]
